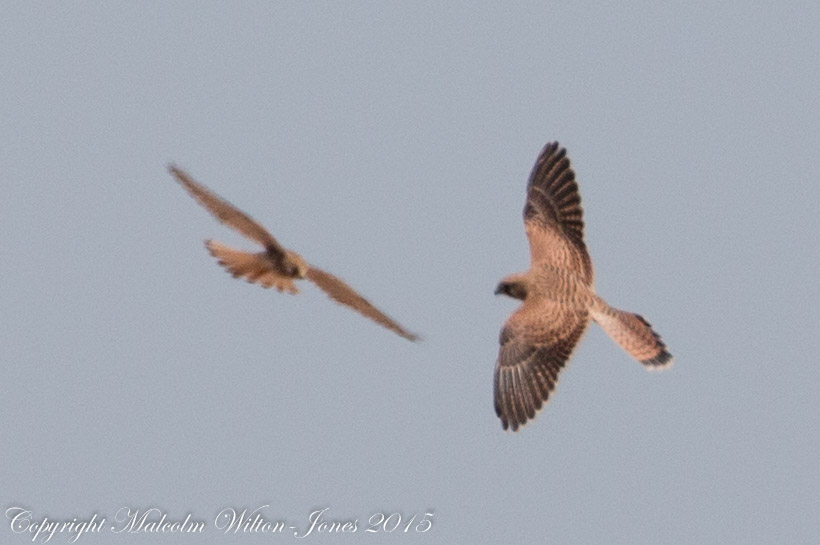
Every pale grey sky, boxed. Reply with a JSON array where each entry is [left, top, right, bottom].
[[2, 2, 819, 544]]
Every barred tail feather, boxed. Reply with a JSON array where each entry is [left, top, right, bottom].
[[590, 302, 672, 369]]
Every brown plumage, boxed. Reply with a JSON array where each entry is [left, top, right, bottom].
[[169, 165, 419, 342], [494, 142, 672, 431]]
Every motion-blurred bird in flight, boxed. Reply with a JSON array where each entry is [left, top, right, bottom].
[[494, 142, 672, 430], [169, 165, 419, 342]]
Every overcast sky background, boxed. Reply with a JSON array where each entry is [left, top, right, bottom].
[[2, 2, 819, 544]]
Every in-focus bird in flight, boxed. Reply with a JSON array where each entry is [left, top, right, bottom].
[[494, 142, 672, 430], [169, 165, 419, 342]]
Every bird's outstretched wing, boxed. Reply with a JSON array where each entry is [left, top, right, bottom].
[[306, 266, 419, 342], [494, 298, 589, 431], [168, 165, 285, 255], [523, 142, 593, 284]]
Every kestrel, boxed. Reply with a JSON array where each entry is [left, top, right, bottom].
[[169, 165, 419, 342], [494, 142, 672, 430]]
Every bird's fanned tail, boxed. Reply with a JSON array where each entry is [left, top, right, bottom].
[[589, 297, 673, 368], [205, 240, 298, 293]]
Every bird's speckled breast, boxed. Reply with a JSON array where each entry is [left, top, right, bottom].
[[529, 264, 595, 308]]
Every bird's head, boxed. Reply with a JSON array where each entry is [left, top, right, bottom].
[[284, 252, 309, 279], [495, 274, 528, 300]]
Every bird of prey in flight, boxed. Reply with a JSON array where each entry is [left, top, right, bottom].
[[169, 165, 419, 342], [494, 142, 672, 430]]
